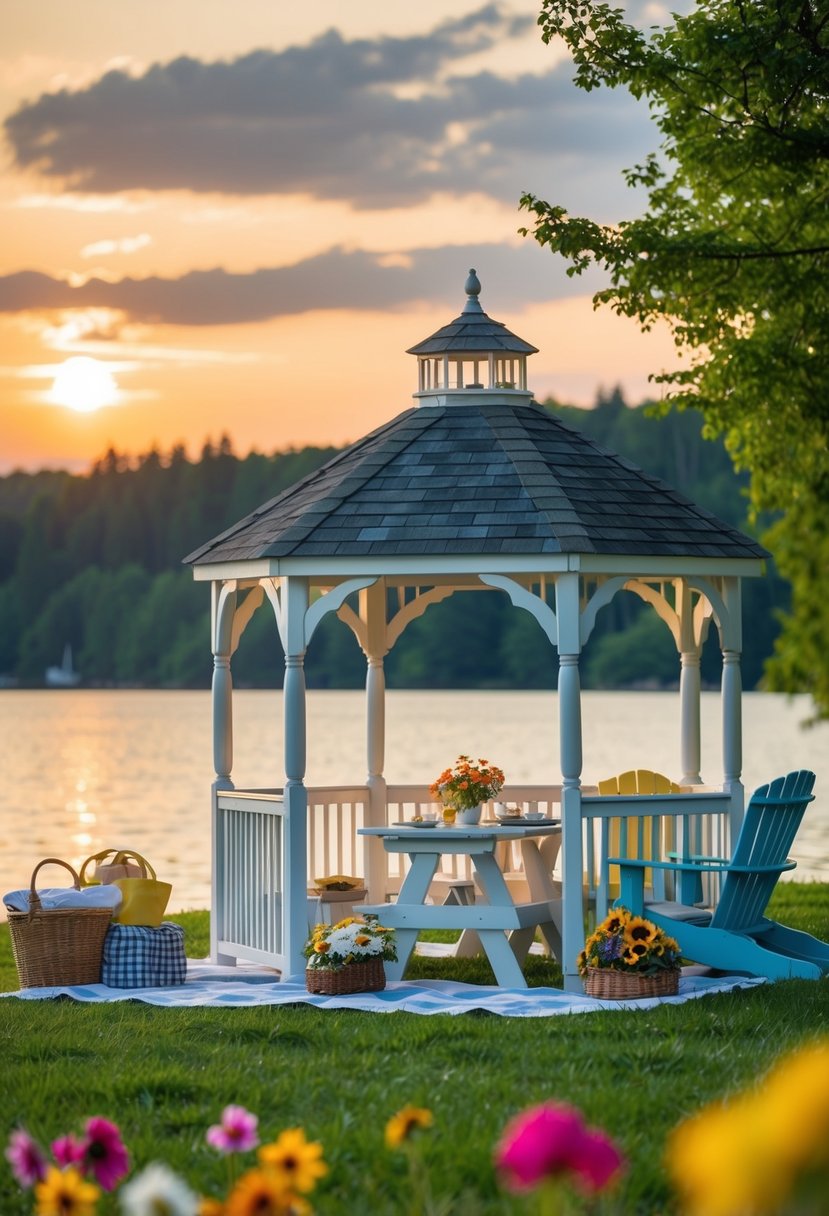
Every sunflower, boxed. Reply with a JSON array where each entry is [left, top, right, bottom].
[[385, 1106, 434, 1149], [622, 945, 647, 966], [624, 916, 658, 946], [258, 1129, 327, 1195], [34, 1166, 99, 1216], [601, 911, 629, 936]]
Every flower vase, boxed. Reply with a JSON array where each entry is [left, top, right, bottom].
[[456, 804, 482, 825]]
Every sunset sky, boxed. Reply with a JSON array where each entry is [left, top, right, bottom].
[[0, 0, 680, 474]]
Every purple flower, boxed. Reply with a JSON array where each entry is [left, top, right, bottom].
[[597, 934, 624, 964], [495, 1101, 625, 1195], [206, 1105, 259, 1155], [5, 1129, 47, 1188], [81, 1116, 130, 1190], [51, 1133, 86, 1169]]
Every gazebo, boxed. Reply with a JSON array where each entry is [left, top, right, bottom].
[[184, 271, 768, 990]]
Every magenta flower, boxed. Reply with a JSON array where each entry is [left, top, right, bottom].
[[206, 1105, 259, 1155], [51, 1133, 86, 1169], [5, 1129, 47, 1188], [80, 1116, 130, 1190], [494, 1101, 624, 1195]]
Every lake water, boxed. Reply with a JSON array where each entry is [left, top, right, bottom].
[[1, 688, 826, 913]]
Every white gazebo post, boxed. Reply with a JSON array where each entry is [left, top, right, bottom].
[[211, 581, 236, 794], [721, 576, 744, 838], [210, 580, 236, 966], [281, 575, 310, 979], [556, 571, 585, 993], [678, 581, 703, 786], [362, 579, 389, 902]]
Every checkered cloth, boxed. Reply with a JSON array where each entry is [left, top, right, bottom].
[[101, 922, 186, 988]]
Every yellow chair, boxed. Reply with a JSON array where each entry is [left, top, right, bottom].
[[593, 770, 680, 918]]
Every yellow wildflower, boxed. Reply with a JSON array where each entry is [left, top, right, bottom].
[[258, 1128, 327, 1195], [198, 1198, 226, 1216], [666, 1095, 781, 1216], [225, 1168, 295, 1216], [385, 1106, 434, 1149], [756, 1041, 829, 1174], [34, 1166, 99, 1216]]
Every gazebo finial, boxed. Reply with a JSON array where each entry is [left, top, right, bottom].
[[462, 268, 483, 315], [406, 270, 538, 404]]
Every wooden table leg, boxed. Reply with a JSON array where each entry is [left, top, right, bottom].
[[370, 852, 438, 981]]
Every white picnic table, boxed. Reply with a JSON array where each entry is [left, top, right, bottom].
[[359, 820, 562, 988]]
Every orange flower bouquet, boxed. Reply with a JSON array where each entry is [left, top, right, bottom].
[[429, 754, 505, 812]]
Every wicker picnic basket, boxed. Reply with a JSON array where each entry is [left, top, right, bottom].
[[7, 858, 114, 988], [584, 966, 679, 1000], [305, 958, 386, 995]]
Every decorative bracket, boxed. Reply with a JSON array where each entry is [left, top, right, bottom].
[[479, 574, 558, 646]]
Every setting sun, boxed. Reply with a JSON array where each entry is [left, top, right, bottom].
[[50, 356, 118, 413]]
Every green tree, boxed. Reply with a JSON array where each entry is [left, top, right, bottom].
[[520, 0, 829, 717]]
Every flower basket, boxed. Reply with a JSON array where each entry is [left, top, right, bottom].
[[578, 908, 682, 1001], [304, 915, 396, 995], [7, 858, 114, 988], [305, 958, 386, 995], [584, 965, 679, 1000]]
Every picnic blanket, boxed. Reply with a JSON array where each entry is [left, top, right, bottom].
[[1, 961, 764, 1016]]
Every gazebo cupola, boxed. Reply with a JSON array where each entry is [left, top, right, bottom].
[[407, 269, 538, 406]]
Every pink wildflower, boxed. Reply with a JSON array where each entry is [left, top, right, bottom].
[[52, 1133, 86, 1169], [494, 1101, 624, 1195], [206, 1105, 260, 1155], [81, 1116, 130, 1190], [5, 1128, 47, 1188]]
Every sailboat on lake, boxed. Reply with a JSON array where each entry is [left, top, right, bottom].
[[45, 644, 81, 688]]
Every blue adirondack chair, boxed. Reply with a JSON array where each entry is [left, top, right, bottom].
[[612, 770, 828, 980]]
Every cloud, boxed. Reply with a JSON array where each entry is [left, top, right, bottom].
[[81, 234, 152, 258], [0, 241, 607, 325], [3, 4, 653, 211]]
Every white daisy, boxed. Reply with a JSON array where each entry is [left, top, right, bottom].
[[119, 1162, 198, 1216]]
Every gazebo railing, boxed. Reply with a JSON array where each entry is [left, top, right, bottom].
[[581, 789, 734, 922], [213, 783, 735, 970]]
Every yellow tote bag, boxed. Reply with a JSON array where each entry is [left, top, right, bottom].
[[79, 849, 145, 887], [112, 855, 172, 927]]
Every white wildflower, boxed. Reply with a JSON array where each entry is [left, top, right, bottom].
[[119, 1162, 198, 1216]]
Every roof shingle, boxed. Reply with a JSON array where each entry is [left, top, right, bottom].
[[184, 400, 768, 566]]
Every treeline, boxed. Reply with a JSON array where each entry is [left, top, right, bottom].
[[0, 392, 787, 691]]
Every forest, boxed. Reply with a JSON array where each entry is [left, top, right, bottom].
[[0, 390, 786, 692]]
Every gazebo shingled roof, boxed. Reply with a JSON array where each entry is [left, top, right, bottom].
[[184, 401, 767, 566]]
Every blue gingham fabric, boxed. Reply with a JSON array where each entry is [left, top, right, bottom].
[[5, 961, 765, 1012], [101, 922, 186, 988]]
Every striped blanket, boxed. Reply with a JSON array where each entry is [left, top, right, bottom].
[[1, 961, 764, 1016]]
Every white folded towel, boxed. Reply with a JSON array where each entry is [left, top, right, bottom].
[[3, 885, 122, 913]]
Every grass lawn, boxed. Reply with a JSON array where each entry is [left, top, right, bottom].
[[0, 884, 827, 1214]]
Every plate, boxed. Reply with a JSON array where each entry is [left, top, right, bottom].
[[393, 820, 439, 829], [495, 816, 525, 825]]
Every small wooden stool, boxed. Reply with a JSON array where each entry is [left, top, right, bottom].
[[431, 878, 476, 906]]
